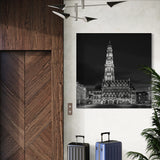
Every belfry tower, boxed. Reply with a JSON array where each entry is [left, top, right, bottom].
[[104, 41, 115, 81]]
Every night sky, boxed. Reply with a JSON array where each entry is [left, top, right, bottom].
[[77, 33, 151, 91]]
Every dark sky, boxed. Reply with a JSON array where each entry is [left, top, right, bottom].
[[77, 33, 152, 91]]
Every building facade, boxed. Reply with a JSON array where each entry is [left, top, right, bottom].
[[88, 42, 137, 105], [101, 42, 134, 104], [102, 80, 133, 104], [136, 91, 151, 104], [77, 82, 87, 105], [77, 41, 151, 106]]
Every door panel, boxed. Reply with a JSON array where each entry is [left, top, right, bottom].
[[0, 52, 25, 160], [24, 51, 52, 160], [25, 123, 52, 160], [0, 51, 52, 160]]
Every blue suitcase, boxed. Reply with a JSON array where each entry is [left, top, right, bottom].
[[95, 132, 122, 160]]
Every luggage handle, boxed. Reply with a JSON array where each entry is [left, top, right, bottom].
[[101, 132, 110, 142], [76, 135, 85, 143]]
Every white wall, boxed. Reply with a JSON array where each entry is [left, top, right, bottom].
[[64, 1, 160, 160]]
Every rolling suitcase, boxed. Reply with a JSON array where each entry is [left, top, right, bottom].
[[95, 132, 122, 160], [68, 135, 90, 160]]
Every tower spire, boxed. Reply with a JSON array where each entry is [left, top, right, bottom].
[[104, 41, 115, 81]]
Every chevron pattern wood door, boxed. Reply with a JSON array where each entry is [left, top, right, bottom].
[[0, 52, 25, 160], [0, 51, 53, 160], [24, 51, 52, 160]]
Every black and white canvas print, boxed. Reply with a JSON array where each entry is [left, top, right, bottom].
[[77, 33, 152, 108]]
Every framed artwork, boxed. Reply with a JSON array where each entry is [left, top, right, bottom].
[[77, 33, 152, 108]]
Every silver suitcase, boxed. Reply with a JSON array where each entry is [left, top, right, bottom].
[[68, 135, 90, 160]]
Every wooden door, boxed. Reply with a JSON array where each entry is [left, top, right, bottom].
[[0, 51, 53, 160], [0, 52, 25, 160]]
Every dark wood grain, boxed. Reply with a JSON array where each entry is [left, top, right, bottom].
[[0, 50, 63, 160], [0, 0, 63, 50], [0, 0, 63, 159], [25, 123, 52, 160], [0, 52, 25, 160], [51, 49, 63, 160], [24, 52, 52, 160]]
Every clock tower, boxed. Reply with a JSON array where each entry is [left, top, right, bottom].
[[104, 41, 115, 81]]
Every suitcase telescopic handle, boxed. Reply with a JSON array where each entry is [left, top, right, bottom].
[[101, 132, 110, 142], [76, 135, 85, 143]]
